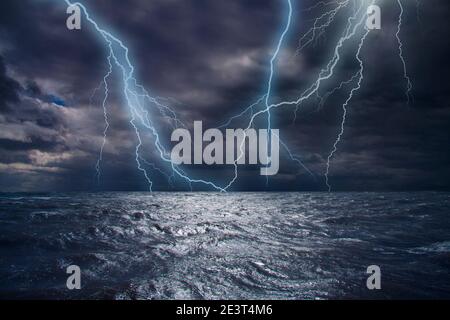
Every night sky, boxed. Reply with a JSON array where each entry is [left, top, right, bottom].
[[0, 0, 449, 192]]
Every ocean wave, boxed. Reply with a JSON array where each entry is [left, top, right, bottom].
[[1, 192, 450, 299]]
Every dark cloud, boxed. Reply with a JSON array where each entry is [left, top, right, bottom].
[[0, 0, 449, 191], [0, 56, 21, 111]]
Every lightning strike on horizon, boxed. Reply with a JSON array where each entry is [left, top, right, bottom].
[[64, 0, 228, 192], [95, 51, 113, 184], [324, 0, 414, 190], [325, 27, 370, 192], [263, 0, 293, 187]]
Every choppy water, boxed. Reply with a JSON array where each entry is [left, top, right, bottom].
[[0, 192, 449, 299]]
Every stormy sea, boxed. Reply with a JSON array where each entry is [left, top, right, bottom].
[[0, 192, 449, 300]]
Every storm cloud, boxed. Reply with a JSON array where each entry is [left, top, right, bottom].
[[0, 0, 449, 191]]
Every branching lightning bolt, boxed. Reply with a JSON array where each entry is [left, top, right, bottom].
[[65, 0, 228, 192], [325, 26, 370, 192], [95, 51, 113, 184]]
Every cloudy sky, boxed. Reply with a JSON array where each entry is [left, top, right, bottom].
[[0, 0, 449, 192]]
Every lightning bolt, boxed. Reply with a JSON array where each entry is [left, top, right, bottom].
[[296, 0, 350, 53], [324, 0, 414, 190], [95, 51, 113, 184], [264, 0, 293, 186], [396, 0, 413, 104], [64, 0, 230, 192], [325, 27, 370, 192]]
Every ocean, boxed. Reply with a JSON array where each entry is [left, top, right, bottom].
[[0, 192, 449, 299]]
